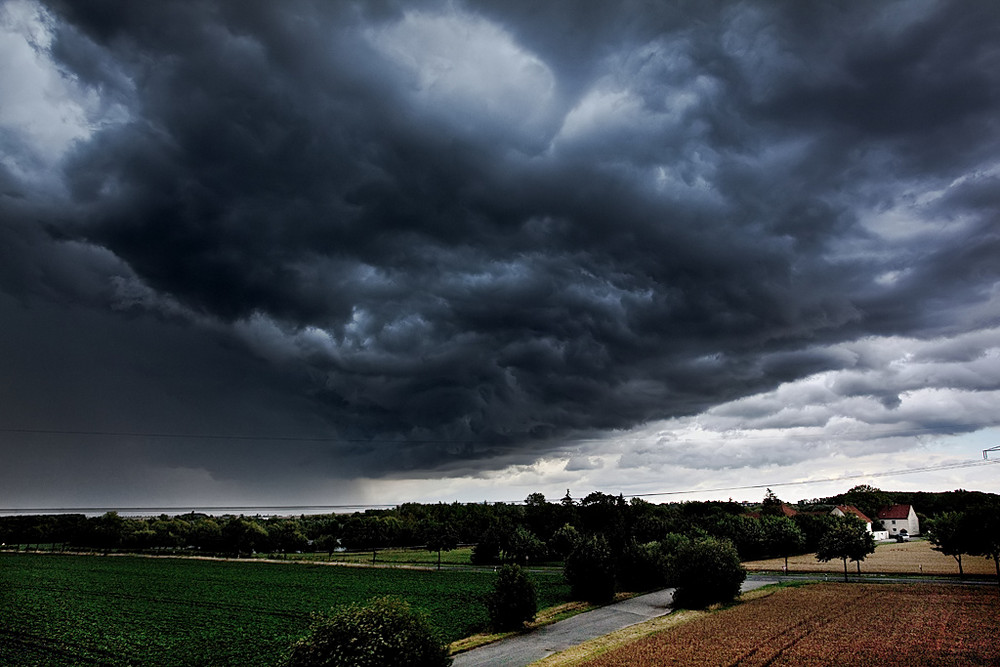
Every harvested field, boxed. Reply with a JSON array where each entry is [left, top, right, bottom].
[[576, 583, 1000, 666], [743, 538, 997, 577]]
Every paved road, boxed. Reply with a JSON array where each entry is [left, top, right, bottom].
[[453, 576, 780, 667]]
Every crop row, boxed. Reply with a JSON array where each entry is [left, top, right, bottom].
[[582, 583, 1000, 666], [1, 553, 570, 666]]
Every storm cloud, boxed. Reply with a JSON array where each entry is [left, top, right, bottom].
[[2, 0, 999, 506]]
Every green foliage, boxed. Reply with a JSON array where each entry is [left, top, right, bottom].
[[793, 512, 838, 552], [961, 502, 1000, 585], [666, 536, 746, 609], [564, 534, 616, 604], [422, 521, 460, 569], [840, 485, 892, 523], [616, 540, 667, 591], [760, 516, 806, 567], [816, 515, 876, 581], [547, 523, 581, 559], [221, 516, 269, 556], [927, 511, 970, 576], [504, 525, 547, 565], [485, 564, 537, 631], [286, 596, 451, 667], [711, 514, 767, 560], [470, 524, 504, 565], [760, 488, 784, 516]]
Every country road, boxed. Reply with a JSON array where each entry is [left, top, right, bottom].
[[452, 571, 998, 667], [452, 576, 780, 667]]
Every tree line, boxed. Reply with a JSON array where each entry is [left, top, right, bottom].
[[3, 487, 997, 577]]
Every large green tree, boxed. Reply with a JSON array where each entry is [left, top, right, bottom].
[[927, 511, 970, 577], [816, 516, 876, 582], [840, 485, 892, 523], [761, 515, 806, 570], [564, 534, 616, 604], [421, 520, 459, 570], [963, 503, 1000, 589]]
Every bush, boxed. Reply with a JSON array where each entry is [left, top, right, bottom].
[[286, 596, 451, 667], [485, 564, 538, 630], [564, 534, 616, 604], [616, 541, 667, 592], [470, 525, 503, 565], [548, 523, 581, 559], [666, 537, 745, 609]]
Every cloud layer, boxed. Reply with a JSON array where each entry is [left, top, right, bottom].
[[1, 0, 999, 505]]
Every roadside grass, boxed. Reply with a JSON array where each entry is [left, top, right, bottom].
[[742, 538, 996, 577], [449, 592, 639, 655]]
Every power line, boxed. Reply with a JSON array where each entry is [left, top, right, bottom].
[[624, 459, 999, 500]]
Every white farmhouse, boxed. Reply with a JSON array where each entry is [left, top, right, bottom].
[[876, 504, 920, 537]]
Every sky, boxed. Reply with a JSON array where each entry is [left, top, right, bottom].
[[1, 0, 999, 513]]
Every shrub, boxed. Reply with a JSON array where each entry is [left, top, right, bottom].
[[485, 564, 537, 630], [548, 523, 581, 559], [616, 540, 667, 591], [564, 534, 616, 604], [666, 536, 745, 609], [470, 525, 503, 565], [286, 596, 451, 667]]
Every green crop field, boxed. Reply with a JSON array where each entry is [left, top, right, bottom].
[[0, 553, 571, 666]]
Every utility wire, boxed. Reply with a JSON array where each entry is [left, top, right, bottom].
[[622, 459, 999, 500]]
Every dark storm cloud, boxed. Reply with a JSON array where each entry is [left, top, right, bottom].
[[3, 0, 1000, 488]]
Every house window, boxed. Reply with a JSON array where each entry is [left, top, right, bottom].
[[892, 520, 896, 524]]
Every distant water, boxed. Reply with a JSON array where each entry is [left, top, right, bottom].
[[0, 505, 392, 518]]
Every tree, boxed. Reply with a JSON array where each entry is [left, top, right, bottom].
[[221, 517, 269, 557], [470, 524, 504, 565], [666, 537, 746, 609], [666, 537, 747, 608], [962, 503, 1000, 590], [504, 526, 546, 565], [484, 564, 537, 631], [286, 597, 451, 667], [547, 523, 581, 560], [816, 516, 875, 582], [422, 521, 459, 570], [616, 540, 667, 592], [761, 516, 806, 570], [927, 511, 969, 577], [841, 485, 892, 524], [760, 489, 784, 516], [564, 534, 616, 604]]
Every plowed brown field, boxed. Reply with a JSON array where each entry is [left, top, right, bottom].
[[578, 584, 1000, 666]]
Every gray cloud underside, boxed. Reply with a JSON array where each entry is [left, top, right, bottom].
[[2, 0, 999, 483]]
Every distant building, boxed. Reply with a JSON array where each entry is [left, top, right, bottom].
[[876, 504, 920, 537], [831, 505, 872, 532]]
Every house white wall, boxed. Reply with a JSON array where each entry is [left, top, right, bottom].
[[882, 506, 920, 536]]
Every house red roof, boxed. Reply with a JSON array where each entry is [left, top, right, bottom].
[[835, 505, 871, 523], [779, 504, 798, 517], [876, 504, 912, 520]]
